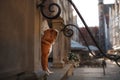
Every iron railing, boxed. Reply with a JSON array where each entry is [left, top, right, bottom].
[[37, 0, 120, 67]]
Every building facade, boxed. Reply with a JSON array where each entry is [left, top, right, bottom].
[[98, 0, 107, 53], [79, 27, 99, 46], [109, 0, 120, 52], [98, 0, 114, 53], [98, 0, 120, 54], [0, 0, 74, 80]]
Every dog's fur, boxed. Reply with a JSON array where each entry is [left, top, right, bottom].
[[41, 28, 58, 75]]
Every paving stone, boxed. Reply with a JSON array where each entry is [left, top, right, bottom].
[[67, 61, 120, 80]]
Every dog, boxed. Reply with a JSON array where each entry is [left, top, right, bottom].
[[41, 28, 58, 75]]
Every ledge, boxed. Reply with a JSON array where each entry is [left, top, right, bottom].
[[47, 64, 74, 80], [0, 70, 46, 80]]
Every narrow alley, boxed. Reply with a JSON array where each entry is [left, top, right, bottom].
[[67, 61, 120, 80]]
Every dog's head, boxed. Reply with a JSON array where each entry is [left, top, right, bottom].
[[42, 29, 59, 44]]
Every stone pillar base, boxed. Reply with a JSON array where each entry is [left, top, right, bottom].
[[52, 62, 65, 68]]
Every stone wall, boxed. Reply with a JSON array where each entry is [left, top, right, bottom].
[[0, 0, 42, 79]]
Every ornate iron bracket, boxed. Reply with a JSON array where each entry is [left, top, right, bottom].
[[37, 0, 120, 67], [61, 24, 96, 56], [37, 0, 61, 19]]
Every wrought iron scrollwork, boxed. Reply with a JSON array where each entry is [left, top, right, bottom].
[[37, 0, 61, 19], [61, 24, 74, 37], [62, 24, 98, 57]]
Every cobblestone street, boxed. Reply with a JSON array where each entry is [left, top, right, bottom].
[[67, 61, 120, 80]]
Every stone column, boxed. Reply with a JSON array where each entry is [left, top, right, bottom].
[[52, 17, 65, 68], [98, 0, 106, 52]]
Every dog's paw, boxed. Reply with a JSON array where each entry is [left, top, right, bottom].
[[45, 71, 50, 76], [48, 71, 54, 74]]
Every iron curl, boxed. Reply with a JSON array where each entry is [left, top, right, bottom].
[[61, 24, 75, 37], [37, 0, 61, 19]]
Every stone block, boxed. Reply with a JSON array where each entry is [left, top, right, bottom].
[[52, 62, 65, 68]]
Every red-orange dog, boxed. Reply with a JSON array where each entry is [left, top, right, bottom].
[[41, 28, 58, 75]]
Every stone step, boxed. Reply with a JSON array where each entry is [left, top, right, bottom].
[[0, 64, 74, 80], [0, 71, 46, 80], [47, 64, 74, 80]]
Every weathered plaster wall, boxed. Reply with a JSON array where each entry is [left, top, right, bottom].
[[0, 0, 42, 79]]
